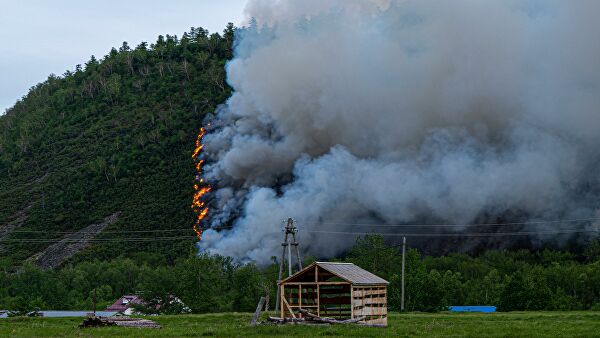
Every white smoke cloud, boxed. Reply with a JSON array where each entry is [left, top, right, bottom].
[[200, 0, 600, 264]]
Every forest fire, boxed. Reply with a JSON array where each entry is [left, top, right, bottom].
[[192, 127, 211, 240]]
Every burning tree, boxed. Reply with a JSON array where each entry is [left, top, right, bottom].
[[191, 127, 211, 240]]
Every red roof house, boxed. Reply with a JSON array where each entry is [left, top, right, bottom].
[[105, 295, 144, 314]]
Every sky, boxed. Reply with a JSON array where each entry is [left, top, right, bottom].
[[0, 0, 248, 113]]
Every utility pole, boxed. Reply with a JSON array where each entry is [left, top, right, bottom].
[[401, 236, 406, 312], [275, 218, 302, 316], [93, 287, 97, 316]]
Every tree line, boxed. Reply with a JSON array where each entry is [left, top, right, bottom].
[[1, 236, 599, 313]]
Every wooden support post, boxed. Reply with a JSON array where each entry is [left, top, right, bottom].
[[298, 285, 302, 316], [350, 285, 354, 319], [251, 297, 266, 326], [280, 284, 285, 319], [384, 287, 388, 320], [316, 285, 320, 317], [316, 266, 320, 317]]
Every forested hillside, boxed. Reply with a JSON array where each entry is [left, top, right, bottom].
[[0, 25, 234, 267]]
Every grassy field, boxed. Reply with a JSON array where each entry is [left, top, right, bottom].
[[1, 312, 599, 337]]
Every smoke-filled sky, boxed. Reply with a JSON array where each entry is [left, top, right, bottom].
[[200, 0, 600, 264], [0, 0, 247, 114]]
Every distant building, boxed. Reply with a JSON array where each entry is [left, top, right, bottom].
[[105, 294, 190, 315], [105, 295, 145, 315]]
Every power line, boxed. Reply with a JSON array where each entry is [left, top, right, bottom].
[[9, 229, 191, 234], [2, 228, 597, 244], [309, 217, 600, 228], [0, 236, 199, 243], [6, 215, 599, 236], [308, 229, 597, 237], [8, 226, 234, 234], [3, 216, 598, 243]]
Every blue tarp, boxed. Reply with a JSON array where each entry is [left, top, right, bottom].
[[448, 306, 496, 313]]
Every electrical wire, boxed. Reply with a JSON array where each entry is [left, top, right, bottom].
[[2, 216, 597, 243], [8, 226, 234, 234], [307, 217, 600, 228], [6, 215, 600, 236], [2, 228, 598, 243], [308, 229, 598, 237], [0, 236, 199, 243]]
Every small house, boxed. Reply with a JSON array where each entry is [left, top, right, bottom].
[[279, 262, 389, 326], [105, 295, 144, 315], [105, 294, 190, 315]]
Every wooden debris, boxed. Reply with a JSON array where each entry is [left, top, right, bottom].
[[80, 316, 116, 328], [112, 318, 162, 329], [263, 309, 365, 326], [251, 297, 266, 326], [80, 316, 161, 329], [298, 309, 365, 324]]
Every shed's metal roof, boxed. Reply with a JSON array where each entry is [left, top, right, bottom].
[[316, 262, 389, 285]]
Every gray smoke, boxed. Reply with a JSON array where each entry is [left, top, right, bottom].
[[200, 0, 600, 264]]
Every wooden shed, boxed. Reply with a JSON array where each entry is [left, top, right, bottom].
[[278, 262, 389, 326]]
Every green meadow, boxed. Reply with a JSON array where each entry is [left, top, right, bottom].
[[1, 311, 599, 337]]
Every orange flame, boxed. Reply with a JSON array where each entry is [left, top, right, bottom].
[[192, 127, 211, 240]]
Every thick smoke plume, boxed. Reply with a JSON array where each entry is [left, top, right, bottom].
[[200, 0, 600, 264]]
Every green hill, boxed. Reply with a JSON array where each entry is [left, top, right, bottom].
[[0, 25, 235, 268]]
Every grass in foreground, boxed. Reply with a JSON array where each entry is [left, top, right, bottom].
[[1, 311, 599, 337]]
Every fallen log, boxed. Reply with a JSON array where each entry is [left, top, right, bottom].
[[298, 309, 322, 320], [298, 309, 337, 322], [298, 309, 366, 324]]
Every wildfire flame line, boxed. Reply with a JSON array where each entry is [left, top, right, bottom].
[[192, 127, 211, 240]]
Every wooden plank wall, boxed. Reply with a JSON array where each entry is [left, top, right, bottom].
[[352, 286, 388, 326]]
